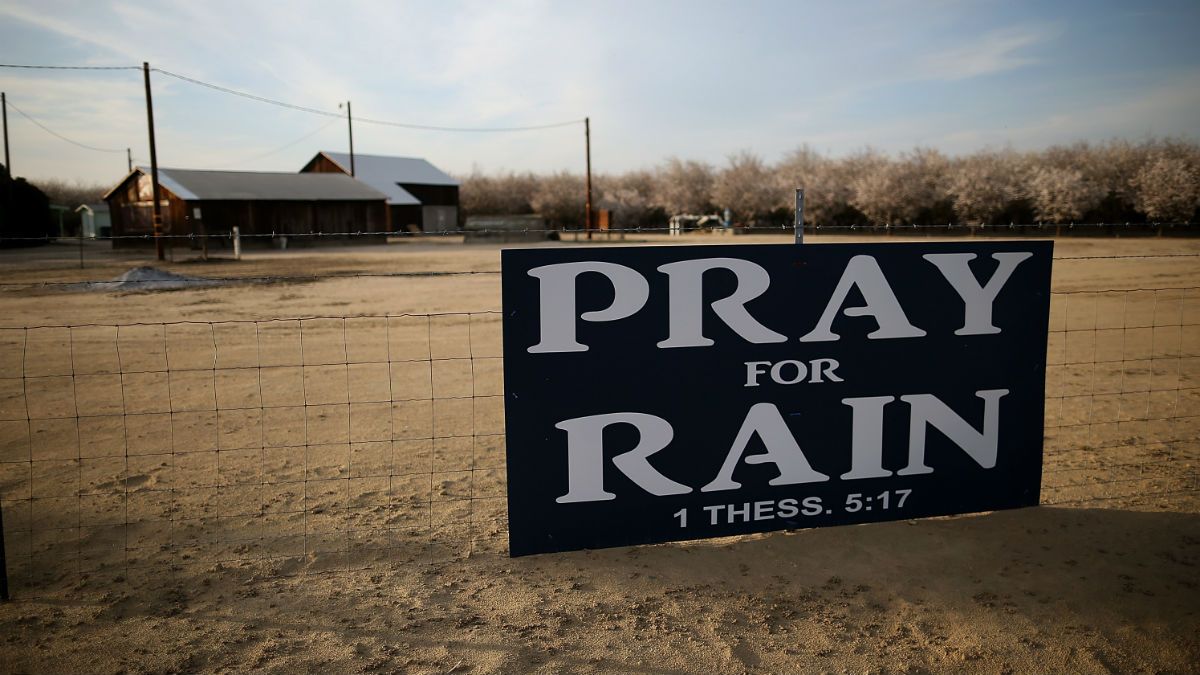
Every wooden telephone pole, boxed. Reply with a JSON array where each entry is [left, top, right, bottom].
[[2, 92, 9, 174], [345, 101, 355, 176], [143, 62, 164, 261], [584, 117, 593, 240]]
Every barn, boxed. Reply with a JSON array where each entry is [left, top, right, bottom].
[[300, 152, 460, 233], [104, 167, 388, 248]]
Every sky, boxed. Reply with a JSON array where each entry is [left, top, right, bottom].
[[1, 0, 1199, 185]]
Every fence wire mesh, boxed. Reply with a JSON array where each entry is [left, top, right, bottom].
[[0, 312, 507, 596], [1042, 288, 1200, 506], [0, 289, 1197, 598], [2, 220, 1198, 251]]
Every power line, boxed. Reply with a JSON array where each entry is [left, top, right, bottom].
[[0, 63, 140, 71], [355, 114, 583, 133], [151, 67, 340, 118], [206, 117, 342, 169], [5, 99, 127, 153], [1, 62, 583, 133], [150, 67, 584, 132]]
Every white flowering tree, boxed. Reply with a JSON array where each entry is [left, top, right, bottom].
[[1131, 154, 1200, 222], [1025, 166, 1105, 223], [774, 145, 857, 225], [945, 150, 1025, 224], [459, 169, 538, 216], [850, 148, 949, 225], [653, 158, 715, 216], [711, 151, 777, 224], [530, 171, 585, 228], [597, 170, 656, 228]]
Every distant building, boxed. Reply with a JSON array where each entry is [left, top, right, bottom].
[[103, 167, 388, 248], [75, 203, 111, 239], [300, 152, 460, 233]]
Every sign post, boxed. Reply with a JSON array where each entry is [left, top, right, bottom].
[[501, 241, 1053, 556], [795, 188, 804, 245]]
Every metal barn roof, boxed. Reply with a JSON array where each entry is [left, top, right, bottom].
[[138, 167, 388, 201], [315, 152, 459, 206]]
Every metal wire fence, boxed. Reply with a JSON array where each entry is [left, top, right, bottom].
[[3, 224, 1198, 293], [1042, 287, 1200, 506], [2, 220, 1198, 245], [0, 312, 507, 596], [0, 273, 1197, 598]]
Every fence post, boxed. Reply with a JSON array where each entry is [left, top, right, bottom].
[[233, 226, 241, 260], [794, 188, 805, 246]]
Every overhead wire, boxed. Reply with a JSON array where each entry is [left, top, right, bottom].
[[204, 117, 343, 169], [0, 60, 581, 184], [149, 67, 341, 118], [148, 67, 583, 132], [0, 63, 140, 71], [4, 99, 127, 153], [353, 114, 582, 132]]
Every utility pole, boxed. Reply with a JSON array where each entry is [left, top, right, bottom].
[[126, 148, 132, 173], [143, 62, 164, 261], [345, 101, 355, 176], [584, 116, 593, 240], [2, 92, 11, 235], [2, 92, 9, 175]]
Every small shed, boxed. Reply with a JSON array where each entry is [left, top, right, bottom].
[[300, 152, 460, 233], [103, 167, 389, 248], [75, 203, 111, 239]]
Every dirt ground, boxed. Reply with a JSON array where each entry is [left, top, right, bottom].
[[0, 233, 1198, 675]]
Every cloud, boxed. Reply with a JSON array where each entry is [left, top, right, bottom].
[[2, 2, 1197, 183], [911, 25, 1057, 82], [0, 3, 142, 63], [794, 67, 1200, 159], [946, 68, 1200, 149]]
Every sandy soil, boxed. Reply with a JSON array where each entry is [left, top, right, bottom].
[[0, 233, 1197, 675]]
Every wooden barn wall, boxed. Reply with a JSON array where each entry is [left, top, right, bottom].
[[301, 155, 345, 174], [400, 183, 458, 207], [183, 200, 387, 246], [390, 204, 422, 232], [107, 178, 386, 248], [106, 173, 186, 248]]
